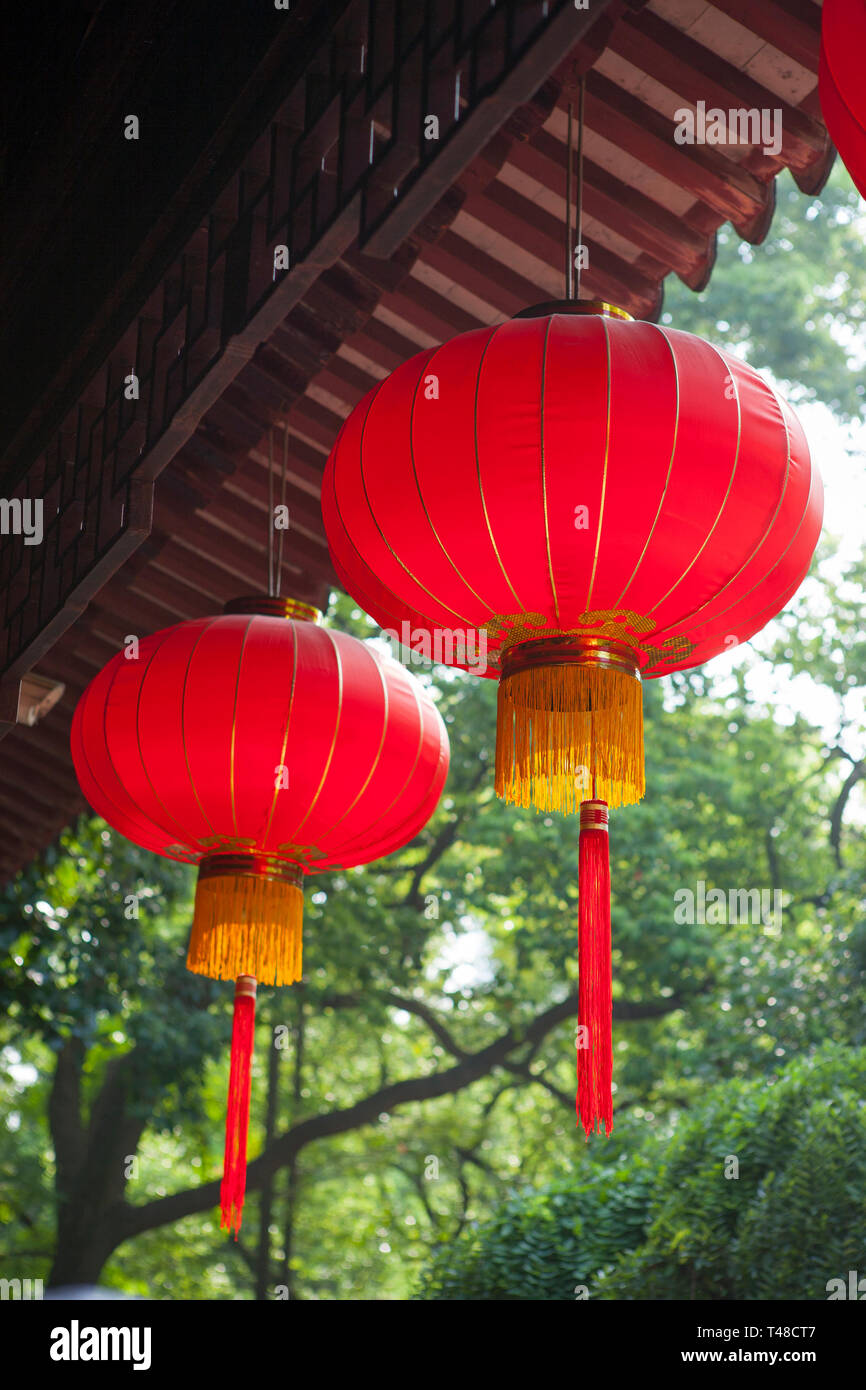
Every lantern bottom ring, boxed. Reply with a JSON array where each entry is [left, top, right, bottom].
[[197, 853, 304, 887], [499, 636, 641, 682]]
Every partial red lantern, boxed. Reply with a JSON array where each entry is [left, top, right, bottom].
[[71, 595, 449, 1229], [820, 0, 866, 200], [322, 300, 823, 1137]]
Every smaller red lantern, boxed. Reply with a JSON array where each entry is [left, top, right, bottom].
[[72, 596, 449, 1231]]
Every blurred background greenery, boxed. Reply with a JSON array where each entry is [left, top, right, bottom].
[[1, 164, 865, 1300]]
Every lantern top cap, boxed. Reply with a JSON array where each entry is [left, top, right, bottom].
[[512, 298, 633, 322], [223, 595, 321, 622]]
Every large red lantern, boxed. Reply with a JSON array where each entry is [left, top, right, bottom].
[[72, 596, 449, 1229], [820, 0, 866, 200], [322, 300, 823, 1136]]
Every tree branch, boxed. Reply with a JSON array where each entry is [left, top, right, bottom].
[[829, 758, 864, 869], [118, 985, 693, 1242], [500, 1059, 572, 1109], [401, 764, 488, 910]]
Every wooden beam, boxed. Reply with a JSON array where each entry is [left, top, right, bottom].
[[610, 12, 825, 176], [508, 133, 715, 289], [583, 72, 773, 242], [710, 0, 820, 72], [363, 0, 615, 256]]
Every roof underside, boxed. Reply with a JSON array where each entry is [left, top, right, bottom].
[[0, 0, 832, 879]]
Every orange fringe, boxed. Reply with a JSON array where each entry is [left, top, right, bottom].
[[187, 873, 303, 985], [495, 662, 644, 813]]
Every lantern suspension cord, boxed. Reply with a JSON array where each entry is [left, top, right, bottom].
[[267, 425, 275, 597], [276, 420, 289, 598], [575, 74, 586, 300], [565, 100, 574, 300]]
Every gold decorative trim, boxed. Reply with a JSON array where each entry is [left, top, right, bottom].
[[197, 835, 256, 852], [274, 841, 328, 863], [198, 852, 304, 887], [224, 595, 321, 622], [481, 609, 696, 672]]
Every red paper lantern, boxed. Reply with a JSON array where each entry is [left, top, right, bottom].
[[322, 300, 823, 1135], [820, 0, 866, 200], [72, 596, 449, 1228]]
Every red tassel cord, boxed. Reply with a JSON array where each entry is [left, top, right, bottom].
[[577, 800, 613, 1137], [221, 975, 257, 1236]]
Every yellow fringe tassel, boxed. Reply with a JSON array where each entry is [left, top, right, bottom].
[[186, 873, 304, 986], [495, 662, 645, 814]]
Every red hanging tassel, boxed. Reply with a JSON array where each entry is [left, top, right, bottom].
[[221, 975, 257, 1236], [577, 800, 613, 1137]]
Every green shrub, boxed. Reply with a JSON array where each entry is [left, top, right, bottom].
[[598, 1044, 866, 1300], [416, 1045, 866, 1301], [415, 1159, 652, 1300]]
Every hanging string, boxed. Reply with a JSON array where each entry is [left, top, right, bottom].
[[564, 77, 587, 302], [265, 409, 291, 598], [565, 100, 574, 300], [267, 426, 275, 597], [575, 74, 586, 300], [276, 421, 289, 598]]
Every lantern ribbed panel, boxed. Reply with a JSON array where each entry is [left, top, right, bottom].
[[71, 616, 449, 872], [322, 314, 822, 678]]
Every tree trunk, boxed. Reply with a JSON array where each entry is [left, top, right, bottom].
[[49, 1209, 123, 1287], [47, 1043, 149, 1289]]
